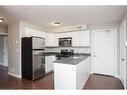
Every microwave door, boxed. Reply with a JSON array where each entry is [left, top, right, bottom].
[[59, 37, 72, 47]]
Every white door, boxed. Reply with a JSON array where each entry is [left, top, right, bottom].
[[120, 20, 126, 88], [0, 35, 4, 65], [0, 35, 8, 66], [93, 29, 116, 76], [3, 36, 8, 66]]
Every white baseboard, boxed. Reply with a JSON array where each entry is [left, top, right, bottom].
[[89, 72, 94, 74], [115, 75, 121, 80], [0, 63, 8, 67], [0, 63, 4, 66], [8, 72, 21, 78]]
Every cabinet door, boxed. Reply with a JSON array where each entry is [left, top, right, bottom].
[[71, 31, 80, 46], [46, 33, 58, 46], [45, 56, 56, 73], [79, 30, 90, 46], [57, 32, 72, 38]]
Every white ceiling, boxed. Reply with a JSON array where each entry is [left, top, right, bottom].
[[0, 6, 127, 29]]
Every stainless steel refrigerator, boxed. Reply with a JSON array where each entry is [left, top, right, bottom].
[[22, 36, 45, 80]]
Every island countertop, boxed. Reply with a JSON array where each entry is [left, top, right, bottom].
[[53, 53, 91, 65]]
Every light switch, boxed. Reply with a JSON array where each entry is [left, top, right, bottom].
[[15, 40, 18, 44], [125, 41, 127, 47]]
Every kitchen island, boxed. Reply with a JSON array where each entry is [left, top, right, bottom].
[[53, 54, 91, 89]]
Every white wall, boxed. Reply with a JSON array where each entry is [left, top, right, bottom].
[[0, 25, 8, 35], [0, 25, 7, 33], [8, 22, 21, 78]]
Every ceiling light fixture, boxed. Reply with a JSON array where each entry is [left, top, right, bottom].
[[53, 22, 61, 26], [0, 17, 4, 22]]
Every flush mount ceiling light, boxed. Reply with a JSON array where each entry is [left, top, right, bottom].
[[0, 17, 4, 22], [53, 22, 61, 26]]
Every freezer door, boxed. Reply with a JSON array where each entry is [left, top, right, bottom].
[[32, 37, 45, 49]]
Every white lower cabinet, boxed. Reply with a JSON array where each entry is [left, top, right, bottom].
[[45, 55, 56, 73], [54, 57, 91, 89]]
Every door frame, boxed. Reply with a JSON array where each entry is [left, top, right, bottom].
[[91, 28, 117, 77], [120, 20, 126, 89], [3, 36, 8, 67], [0, 33, 8, 67]]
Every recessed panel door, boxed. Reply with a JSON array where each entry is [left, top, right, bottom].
[[93, 29, 115, 76]]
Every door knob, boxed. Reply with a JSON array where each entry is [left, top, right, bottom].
[[121, 58, 125, 61], [93, 55, 97, 57]]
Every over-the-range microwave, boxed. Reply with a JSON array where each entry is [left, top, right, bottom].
[[59, 37, 72, 47]]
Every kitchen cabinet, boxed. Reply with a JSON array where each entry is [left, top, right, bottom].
[[71, 30, 90, 47], [56, 32, 71, 38], [70, 31, 80, 46], [45, 55, 56, 73], [46, 30, 90, 47], [53, 56, 91, 89], [46, 33, 58, 47], [24, 28, 47, 38], [79, 30, 90, 46]]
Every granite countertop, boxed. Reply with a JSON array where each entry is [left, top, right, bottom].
[[41, 52, 91, 65], [42, 52, 90, 56], [41, 52, 60, 56], [53, 54, 91, 65]]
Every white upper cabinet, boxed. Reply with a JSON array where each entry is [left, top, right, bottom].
[[57, 32, 71, 38], [70, 31, 80, 46], [56, 30, 90, 47], [71, 30, 90, 46], [24, 28, 90, 47], [24, 28, 47, 38], [46, 33, 58, 47], [79, 30, 90, 46]]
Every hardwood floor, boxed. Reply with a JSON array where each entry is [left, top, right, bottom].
[[0, 65, 124, 89], [84, 74, 124, 89]]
